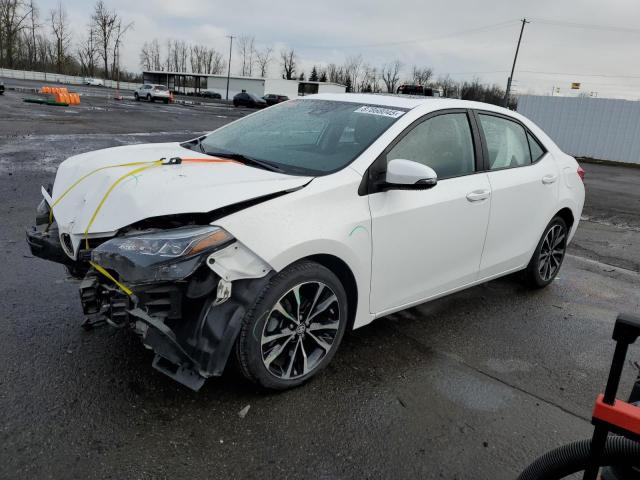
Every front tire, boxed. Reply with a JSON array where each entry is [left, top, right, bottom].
[[524, 216, 568, 288], [134, 92, 139, 101], [235, 261, 348, 390]]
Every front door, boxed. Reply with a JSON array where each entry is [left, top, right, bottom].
[[369, 111, 491, 314]]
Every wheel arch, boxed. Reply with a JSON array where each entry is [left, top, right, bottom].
[[300, 253, 358, 331], [555, 207, 575, 230]]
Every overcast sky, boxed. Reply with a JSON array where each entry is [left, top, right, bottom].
[[36, 0, 640, 99]]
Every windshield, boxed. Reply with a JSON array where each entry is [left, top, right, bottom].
[[199, 99, 408, 175]]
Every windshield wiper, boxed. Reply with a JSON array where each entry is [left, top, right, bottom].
[[203, 149, 284, 173]]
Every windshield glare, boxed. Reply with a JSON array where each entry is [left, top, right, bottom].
[[200, 99, 407, 175]]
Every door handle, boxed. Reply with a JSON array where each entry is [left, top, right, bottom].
[[466, 189, 491, 202], [542, 174, 558, 184]]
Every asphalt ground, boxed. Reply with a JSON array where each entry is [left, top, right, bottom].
[[1, 81, 639, 479]]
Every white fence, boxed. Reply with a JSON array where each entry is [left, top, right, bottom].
[[0, 68, 141, 91], [517, 95, 640, 165]]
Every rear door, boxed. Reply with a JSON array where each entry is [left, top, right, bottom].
[[368, 110, 492, 314], [474, 111, 560, 278]]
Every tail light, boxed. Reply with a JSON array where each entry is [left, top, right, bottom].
[[577, 166, 585, 182]]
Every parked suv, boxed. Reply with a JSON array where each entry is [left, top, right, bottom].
[[134, 84, 172, 103], [263, 94, 289, 106], [233, 92, 267, 108]]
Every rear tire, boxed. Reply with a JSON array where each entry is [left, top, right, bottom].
[[147, 94, 153, 102], [235, 260, 348, 390], [524, 216, 568, 288]]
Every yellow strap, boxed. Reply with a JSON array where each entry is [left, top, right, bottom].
[[48, 160, 162, 225], [83, 160, 163, 249], [89, 261, 134, 296]]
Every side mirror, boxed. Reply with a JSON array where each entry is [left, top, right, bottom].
[[383, 159, 438, 191]]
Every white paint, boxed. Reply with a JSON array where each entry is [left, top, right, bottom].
[[45, 93, 585, 331]]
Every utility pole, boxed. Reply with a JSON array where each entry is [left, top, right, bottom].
[[225, 35, 234, 101], [504, 18, 529, 108]]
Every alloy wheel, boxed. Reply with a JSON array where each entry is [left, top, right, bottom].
[[538, 224, 566, 281], [261, 281, 341, 380]]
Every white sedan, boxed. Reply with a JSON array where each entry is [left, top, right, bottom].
[[27, 94, 585, 391]]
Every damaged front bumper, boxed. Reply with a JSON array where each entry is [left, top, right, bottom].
[[78, 269, 272, 391], [27, 216, 272, 391]]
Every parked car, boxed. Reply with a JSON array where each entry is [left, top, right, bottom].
[[263, 93, 289, 106], [201, 89, 222, 99], [134, 84, 171, 103], [84, 78, 104, 87], [27, 94, 585, 392], [233, 92, 267, 108]]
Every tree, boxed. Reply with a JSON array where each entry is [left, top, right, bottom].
[[280, 48, 296, 80], [437, 74, 459, 98], [298, 71, 304, 81], [381, 60, 402, 93], [25, 0, 38, 68], [255, 46, 272, 77], [110, 18, 133, 79], [91, 0, 118, 78], [0, 0, 33, 68], [309, 65, 318, 81], [77, 26, 99, 76], [411, 66, 433, 86], [139, 40, 152, 71], [202, 47, 223, 74], [237, 35, 254, 76], [49, 2, 71, 73], [343, 54, 363, 91], [319, 69, 327, 82]]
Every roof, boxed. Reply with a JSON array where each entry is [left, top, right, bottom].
[[142, 71, 345, 87], [143, 70, 266, 81], [307, 93, 515, 115]]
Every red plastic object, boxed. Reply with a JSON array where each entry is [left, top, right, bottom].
[[577, 166, 585, 182], [592, 393, 640, 436]]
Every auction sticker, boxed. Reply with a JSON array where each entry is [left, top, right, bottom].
[[354, 106, 405, 118]]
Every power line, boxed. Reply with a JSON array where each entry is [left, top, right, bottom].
[[446, 70, 640, 81], [519, 70, 640, 80], [297, 19, 520, 50], [530, 18, 640, 35]]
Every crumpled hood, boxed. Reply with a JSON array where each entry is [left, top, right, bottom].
[[48, 142, 311, 253]]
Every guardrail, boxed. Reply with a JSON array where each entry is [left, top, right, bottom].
[[0, 68, 141, 91]]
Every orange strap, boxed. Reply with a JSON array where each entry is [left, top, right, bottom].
[[179, 157, 241, 164]]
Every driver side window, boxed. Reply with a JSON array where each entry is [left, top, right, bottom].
[[386, 113, 476, 179]]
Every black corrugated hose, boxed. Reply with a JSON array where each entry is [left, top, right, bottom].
[[517, 436, 640, 480]]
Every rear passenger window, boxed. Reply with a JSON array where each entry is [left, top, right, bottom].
[[478, 114, 531, 170], [528, 132, 545, 162]]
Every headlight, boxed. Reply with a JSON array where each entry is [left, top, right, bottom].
[[115, 226, 233, 258], [92, 226, 234, 283]]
